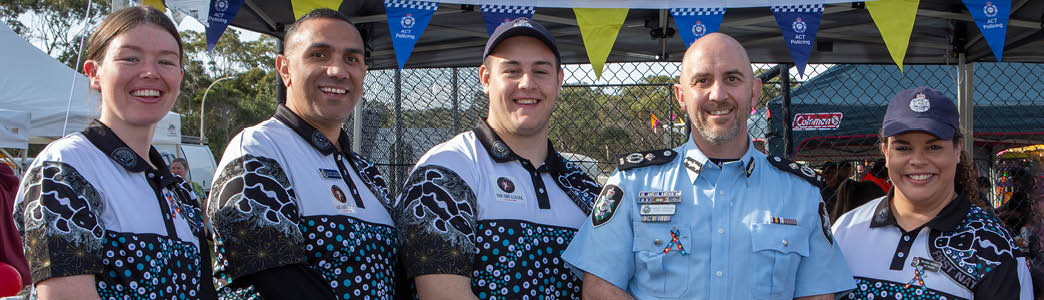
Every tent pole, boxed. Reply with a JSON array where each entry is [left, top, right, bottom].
[[781, 64, 794, 159], [277, 39, 286, 105], [452, 67, 460, 133], [957, 53, 975, 161]]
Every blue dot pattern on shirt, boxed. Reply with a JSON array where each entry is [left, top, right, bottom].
[[844, 277, 965, 300], [300, 215, 398, 300], [95, 232, 204, 300], [471, 220, 581, 300]]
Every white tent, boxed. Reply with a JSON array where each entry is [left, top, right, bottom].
[[0, 22, 181, 146]]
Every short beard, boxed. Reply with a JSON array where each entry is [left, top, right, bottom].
[[693, 115, 745, 145]]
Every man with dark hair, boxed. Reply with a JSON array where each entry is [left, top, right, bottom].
[[394, 17, 601, 299], [208, 8, 398, 300]]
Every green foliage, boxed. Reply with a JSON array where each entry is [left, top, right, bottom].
[[2, 0, 111, 69]]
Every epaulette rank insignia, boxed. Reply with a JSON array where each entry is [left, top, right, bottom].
[[617, 149, 677, 171], [766, 156, 823, 187]]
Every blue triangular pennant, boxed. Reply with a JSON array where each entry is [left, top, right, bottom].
[[963, 0, 1011, 61], [771, 4, 824, 77], [480, 5, 535, 36], [670, 7, 726, 47], [206, 0, 244, 51], [385, 0, 438, 70]]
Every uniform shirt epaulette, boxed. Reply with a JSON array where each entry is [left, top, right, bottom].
[[766, 155, 823, 188], [616, 149, 677, 171]]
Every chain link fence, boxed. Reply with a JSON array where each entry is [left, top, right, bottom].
[[349, 62, 1044, 195]]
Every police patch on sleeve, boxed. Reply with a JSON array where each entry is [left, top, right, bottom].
[[592, 185, 623, 227], [819, 201, 834, 245]]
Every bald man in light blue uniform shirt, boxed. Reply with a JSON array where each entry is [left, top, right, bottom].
[[561, 33, 854, 300]]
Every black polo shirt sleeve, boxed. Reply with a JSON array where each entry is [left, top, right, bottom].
[[208, 130, 307, 280], [394, 151, 479, 279], [13, 147, 107, 284], [974, 254, 1021, 299]]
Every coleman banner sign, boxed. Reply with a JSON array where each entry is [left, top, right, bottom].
[[793, 112, 843, 131]]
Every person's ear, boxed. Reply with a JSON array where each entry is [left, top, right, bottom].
[[276, 54, 291, 87], [479, 64, 491, 94], [85, 60, 101, 90]]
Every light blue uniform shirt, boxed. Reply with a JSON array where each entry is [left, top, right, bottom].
[[562, 138, 854, 299]]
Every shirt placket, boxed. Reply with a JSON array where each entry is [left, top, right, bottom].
[[702, 164, 733, 299], [333, 153, 365, 209]]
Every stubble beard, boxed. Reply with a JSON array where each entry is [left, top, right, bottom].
[[694, 114, 745, 145]]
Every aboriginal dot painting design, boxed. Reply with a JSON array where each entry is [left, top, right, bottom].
[[300, 215, 398, 300], [95, 232, 205, 300], [471, 220, 581, 300], [842, 277, 965, 300]]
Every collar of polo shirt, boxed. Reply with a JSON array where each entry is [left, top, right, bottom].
[[83, 120, 178, 186], [869, 188, 970, 232], [473, 119, 567, 172], [273, 104, 352, 156]]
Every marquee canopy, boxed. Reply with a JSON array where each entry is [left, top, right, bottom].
[[215, 0, 1044, 69]]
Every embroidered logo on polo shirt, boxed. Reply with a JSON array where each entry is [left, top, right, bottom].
[[491, 141, 511, 159], [110, 147, 137, 168], [331, 184, 355, 213], [312, 131, 331, 149], [493, 176, 523, 204]]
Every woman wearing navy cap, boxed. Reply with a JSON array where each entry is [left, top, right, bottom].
[[831, 87, 1033, 299]]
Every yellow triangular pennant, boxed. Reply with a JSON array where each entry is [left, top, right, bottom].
[[142, 0, 166, 12], [291, 0, 344, 20], [866, 0, 920, 72], [573, 8, 629, 80]]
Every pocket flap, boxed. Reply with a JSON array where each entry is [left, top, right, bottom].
[[751, 223, 810, 257], [632, 223, 692, 253]]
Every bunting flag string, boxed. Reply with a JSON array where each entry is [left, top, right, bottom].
[[385, 0, 440, 69], [866, 0, 920, 71], [574, 8, 629, 80], [292, 0, 345, 20], [480, 5, 536, 36], [206, 0, 245, 51], [771, 3, 824, 77], [670, 7, 725, 47], [166, 0, 211, 26], [962, 0, 1011, 61]]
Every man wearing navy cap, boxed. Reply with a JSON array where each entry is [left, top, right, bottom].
[[394, 17, 601, 299], [832, 87, 1034, 299]]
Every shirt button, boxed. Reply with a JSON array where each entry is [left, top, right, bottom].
[[717, 228, 725, 235], [538, 188, 545, 194], [897, 252, 905, 258], [904, 236, 911, 242], [653, 239, 663, 246], [782, 239, 789, 247], [715, 270, 723, 277]]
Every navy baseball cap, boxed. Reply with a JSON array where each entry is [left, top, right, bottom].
[[882, 87, 960, 140], [482, 17, 560, 65]]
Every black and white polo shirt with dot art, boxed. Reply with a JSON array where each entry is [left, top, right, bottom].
[[208, 106, 397, 300], [395, 121, 602, 300], [14, 120, 217, 300]]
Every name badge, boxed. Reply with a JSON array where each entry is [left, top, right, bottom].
[[911, 257, 941, 272], [493, 176, 524, 204], [319, 168, 342, 180], [637, 191, 682, 204], [640, 204, 676, 216]]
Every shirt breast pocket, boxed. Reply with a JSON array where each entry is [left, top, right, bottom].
[[750, 223, 809, 299], [631, 223, 691, 298]]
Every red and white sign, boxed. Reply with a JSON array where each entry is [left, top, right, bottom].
[[793, 112, 843, 131]]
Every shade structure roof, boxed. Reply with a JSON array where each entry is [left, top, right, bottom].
[[223, 0, 1044, 69]]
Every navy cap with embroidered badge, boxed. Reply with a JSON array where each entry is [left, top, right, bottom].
[[482, 17, 560, 65], [882, 87, 960, 140]]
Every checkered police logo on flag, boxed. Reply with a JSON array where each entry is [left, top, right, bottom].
[[962, 0, 1011, 61], [670, 7, 726, 47], [385, 0, 439, 69], [480, 5, 536, 36], [771, 3, 824, 77]]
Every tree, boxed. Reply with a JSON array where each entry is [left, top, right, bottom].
[[1, 0, 112, 69]]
